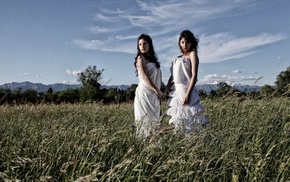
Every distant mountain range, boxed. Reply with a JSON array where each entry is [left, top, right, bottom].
[[195, 84, 262, 94], [0, 81, 82, 92], [0, 81, 262, 93]]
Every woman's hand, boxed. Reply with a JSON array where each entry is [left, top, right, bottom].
[[182, 94, 190, 106], [156, 90, 164, 99]]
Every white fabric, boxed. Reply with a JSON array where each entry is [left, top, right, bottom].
[[166, 57, 208, 133], [134, 62, 162, 138]]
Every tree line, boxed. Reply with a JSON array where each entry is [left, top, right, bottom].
[[0, 66, 289, 105]]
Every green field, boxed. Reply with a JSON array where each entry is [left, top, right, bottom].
[[0, 98, 289, 181]]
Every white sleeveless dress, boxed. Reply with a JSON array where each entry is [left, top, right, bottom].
[[134, 62, 162, 138], [166, 57, 208, 133]]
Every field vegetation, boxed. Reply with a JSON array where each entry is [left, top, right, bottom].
[[0, 97, 289, 181]]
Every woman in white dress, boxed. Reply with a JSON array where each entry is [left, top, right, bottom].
[[164, 30, 208, 134], [134, 34, 163, 138]]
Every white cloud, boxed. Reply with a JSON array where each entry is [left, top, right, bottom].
[[84, 0, 254, 41], [62, 80, 70, 84], [277, 56, 284, 60], [130, 0, 242, 29], [18, 73, 29, 77], [74, 0, 287, 67], [199, 73, 260, 84], [116, 34, 140, 40], [66, 69, 81, 76], [87, 26, 123, 34], [73, 38, 135, 54], [199, 33, 287, 63], [93, 13, 120, 22], [73, 39, 106, 50], [232, 70, 242, 73]]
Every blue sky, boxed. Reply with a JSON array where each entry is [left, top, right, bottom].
[[0, 0, 289, 86]]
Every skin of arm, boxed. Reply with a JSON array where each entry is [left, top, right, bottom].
[[182, 50, 199, 105], [136, 55, 163, 99]]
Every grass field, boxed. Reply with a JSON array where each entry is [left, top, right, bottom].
[[0, 97, 289, 181]]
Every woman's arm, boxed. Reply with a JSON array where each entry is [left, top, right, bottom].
[[136, 55, 163, 99], [182, 51, 199, 105]]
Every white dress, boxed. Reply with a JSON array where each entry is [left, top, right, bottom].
[[166, 56, 208, 133], [134, 62, 162, 138]]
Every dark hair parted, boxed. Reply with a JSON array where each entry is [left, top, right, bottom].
[[134, 34, 160, 76], [179, 30, 199, 53]]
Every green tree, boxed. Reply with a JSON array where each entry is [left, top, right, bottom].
[[12, 88, 22, 103], [58, 88, 80, 103], [216, 82, 232, 96], [208, 90, 217, 99], [0, 88, 12, 104], [77, 65, 104, 89], [77, 65, 104, 102], [47, 87, 53, 94], [104, 88, 118, 103], [275, 66, 290, 96], [260, 84, 274, 97], [126, 84, 138, 102], [21, 89, 38, 103], [198, 89, 207, 99]]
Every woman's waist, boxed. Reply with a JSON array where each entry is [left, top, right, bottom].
[[174, 83, 188, 88], [173, 83, 198, 91], [139, 79, 160, 87]]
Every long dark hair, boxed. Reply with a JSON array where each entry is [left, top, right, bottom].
[[179, 30, 199, 53], [134, 34, 160, 76]]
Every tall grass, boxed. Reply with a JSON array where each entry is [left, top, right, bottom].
[[0, 98, 289, 181]]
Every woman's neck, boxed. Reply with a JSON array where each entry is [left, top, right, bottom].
[[182, 52, 190, 59]]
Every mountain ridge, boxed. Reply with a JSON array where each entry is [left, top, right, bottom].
[[0, 81, 262, 93]]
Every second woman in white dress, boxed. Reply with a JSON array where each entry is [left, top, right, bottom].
[[164, 30, 208, 134]]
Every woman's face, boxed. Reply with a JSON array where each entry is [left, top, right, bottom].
[[179, 37, 191, 53], [138, 39, 149, 54]]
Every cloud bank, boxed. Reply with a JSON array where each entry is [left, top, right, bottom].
[[74, 0, 286, 65]]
